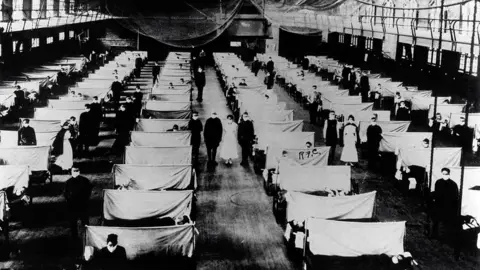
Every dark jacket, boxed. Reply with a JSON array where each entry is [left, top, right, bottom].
[[64, 175, 93, 209], [152, 65, 160, 76], [195, 72, 206, 88], [135, 57, 142, 69], [51, 129, 67, 156], [18, 126, 37, 145], [366, 124, 382, 148], [96, 245, 127, 270], [433, 178, 459, 219], [188, 119, 203, 146], [266, 60, 274, 73], [90, 102, 103, 123], [115, 110, 131, 133], [204, 117, 223, 147], [110, 81, 123, 100], [238, 120, 255, 144], [79, 111, 95, 136]]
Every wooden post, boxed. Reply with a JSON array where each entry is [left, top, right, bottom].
[[137, 28, 140, 50]]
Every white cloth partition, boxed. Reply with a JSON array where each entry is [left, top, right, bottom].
[[322, 96, 362, 110], [379, 132, 432, 153], [103, 190, 193, 221], [279, 165, 352, 192], [144, 101, 191, 112], [135, 119, 189, 132], [151, 94, 191, 102], [142, 109, 192, 119], [85, 224, 195, 259], [130, 131, 191, 147], [431, 166, 479, 193], [286, 191, 376, 223], [125, 146, 191, 165], [449, 113, 480, 139], [411, 96, 451, 111], [47, 99, 90, 110], [0, 130, 56, 147], [19, 119, 61, 132], [152, 85, 191, 94], [358, 121, 411, 143], [35, 108, 83, 121], [113, 164, 195, 190], [283, 147, 330, 166], [355, 111, 390, 124], [398, 148, 462, 179], [0, 146, 50, 171], [306, 219, 405, 257], [257, 120, 304, 133], [334, 103, 374, 117], [257, 131, 314, 152], [0, 165, 30, 194], [428, 104, 465, 120]]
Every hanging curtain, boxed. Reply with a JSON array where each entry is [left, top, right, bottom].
[[105, 0, 244, 48]]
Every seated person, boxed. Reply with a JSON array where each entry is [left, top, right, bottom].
[[422, 138, 430, 148], [396, 101, 410, 121], [305, 142, 312, 149], [175, 215, 193, 225], [168, 82, 174, 89], [95, 234, 127, 269], [239, 78, 247, 86]]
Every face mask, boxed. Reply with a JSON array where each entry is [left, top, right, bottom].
[[192, 116, 198, 120], [211, 114, 217, 118], [23, 124, 29, 127], [442, 175, 449, 180], [72, 172, 80, 178], [107, 245, 117, 253]]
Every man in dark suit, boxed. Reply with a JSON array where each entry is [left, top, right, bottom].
[[18, 118, 37, 145], [238, 112, 255, 166], [64, 166, 93, 238], [266, 57, 274, 74], [90, 96, 103, 145], [152, 62, 160, 85], [195, 67, 206, 102], [366, 115, 383, 170], [112, 105, 131, 153], [110, 76, 123, 109], [132, 86, 143, 117], [188, 111, 203, 165], [204, 111, 223, 165], [78, 104, 95, 156], [134, 54, 142, 78]]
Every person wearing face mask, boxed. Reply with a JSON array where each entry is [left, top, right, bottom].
[[78, 104, 95, 157], [219, 115, 239, 166], [252, 56, 261, 76], [18, 118, 37, 145], [90, 96, 103, 144], [188, 111, 203, 165], [110, 76, 123, 109], [340, 115, 359, 166], [204, 111, 223, 166], [395, 101, 410, 121], [64, 166, 93, 238], [323, 111, 340, 165], [111, 105, 131, 153], [67, 116, 79, 156], [238, 112, 255, 166], [452, 116, 473, 153], [152, 62, 160, 85], [366, 116, 382, 170], [422, 138, 430, 148], [52, 123, 74, 173], [96, 234, 127, 269], [429, 168, 459, 240], [132, 86, 143, 117], [195, 67, 206, 102]]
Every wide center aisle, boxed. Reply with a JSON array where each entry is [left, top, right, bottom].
[[194, 67, 301, 269]]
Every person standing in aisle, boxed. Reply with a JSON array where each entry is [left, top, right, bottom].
[[90, 96, 103, 145], [195, 67, 206, 102], [340, 115, 359, 166], [366, 115, 383, 171], [133, 86, 143, 117], [323, 111, 340, 165], [252, 56, 261, 76], [204, 111, 223, 166], [188, 111, 203, 165], [64, 166, 93, 238], [152, 62, 160, 85], [220, 115, 239, 166], [238, 112, 255, 166], [266, 57, 274, 74], [111, 105, 131, 153], [78, 104, 95, 157]]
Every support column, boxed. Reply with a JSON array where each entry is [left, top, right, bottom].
[[265, 24, 279, 55]]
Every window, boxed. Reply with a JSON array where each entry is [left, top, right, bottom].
[[32, 38, 40, 48], [59, 32, 65, 41], [230, 41, 241, 47], [69, 30, 74, 39], [0, 44, 3, 57], [13, 41, 23, 53], [47, 36, 54, 44]]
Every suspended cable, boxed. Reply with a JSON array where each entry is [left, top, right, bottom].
[[353, 0, 473, 11]]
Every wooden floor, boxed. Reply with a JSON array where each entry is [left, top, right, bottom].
[[194, 68, 301, 270]]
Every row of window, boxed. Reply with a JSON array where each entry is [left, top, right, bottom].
[[13, 30, 75, 52]]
